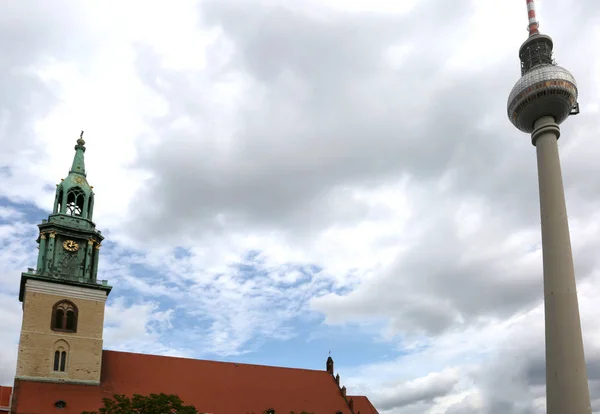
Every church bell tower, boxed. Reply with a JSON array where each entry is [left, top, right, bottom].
[[15, 133, 111, 385]]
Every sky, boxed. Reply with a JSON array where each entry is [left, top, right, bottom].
[[1, 0, 600, 413]]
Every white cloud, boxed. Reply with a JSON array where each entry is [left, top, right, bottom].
[[104, 296, 183, 356], [1, 1, 600, 413]]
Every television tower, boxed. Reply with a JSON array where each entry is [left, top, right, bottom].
[[507, 1, 591, 413]]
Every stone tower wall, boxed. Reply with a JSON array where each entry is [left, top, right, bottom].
[[16, 279, 108, 385]]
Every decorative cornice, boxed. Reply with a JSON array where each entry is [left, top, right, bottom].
[[14, 375, 100, 386], [25, 279, 108, 302], [20, 330, 101, 341], [39, 218, 103, 241]]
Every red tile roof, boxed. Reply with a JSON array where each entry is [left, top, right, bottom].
[[349, 396, 379, 414], [0, 386, 11, 411], [12, 350, 377, 414]]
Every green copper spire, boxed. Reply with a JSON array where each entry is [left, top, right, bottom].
[[70, 130, 87, 176], [18, 130, 111, 302], [52, 132, 95, 219]]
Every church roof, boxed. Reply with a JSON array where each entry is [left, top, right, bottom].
[[0, 386, 11, 412], [347, 396, 379, 414], [11, 350, 378, 414]]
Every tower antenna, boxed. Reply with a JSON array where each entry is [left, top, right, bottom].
[[526, 0, 539, 36]]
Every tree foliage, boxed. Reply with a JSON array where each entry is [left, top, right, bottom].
[[81, 393, 198, 414], [246, 410, 314, 414], [82, 395, 316, 414]]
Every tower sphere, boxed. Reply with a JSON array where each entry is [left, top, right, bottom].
[[508, 64, 577, 133]]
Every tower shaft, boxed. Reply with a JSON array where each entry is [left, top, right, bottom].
[[533, 116, 591, 414]]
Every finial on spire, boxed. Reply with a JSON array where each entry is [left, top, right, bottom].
[[526, 0, 539, 36], [326, 351, 334, 374], [77, 130, 85, 147], [71, 130, 87, 174]]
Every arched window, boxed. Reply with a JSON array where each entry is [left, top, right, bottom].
[[65, 188, 85, 216], [66, 310, 76, 330], [52, 340, 69, 372], [87, 194, 94, 220], [55, 187, 64, 214], [55, 308, 64, 329], [51, 300, 78, 333], [60, 351, 67, 371], [53, 351, 60, 371]]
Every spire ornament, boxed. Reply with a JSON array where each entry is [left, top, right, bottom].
[[77, 130, 85, 147], [70, 130, 87, 175]]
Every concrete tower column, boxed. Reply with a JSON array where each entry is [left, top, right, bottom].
[[532, 115, 591, 414]]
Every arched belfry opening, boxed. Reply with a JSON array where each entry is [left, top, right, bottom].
[[66, 187, 85, 217], [51, 300, 78, 333], [87, 193, 94, 220], [54, 186, 64, 214]]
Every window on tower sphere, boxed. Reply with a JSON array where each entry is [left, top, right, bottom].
[[51, 300, 78, 333]]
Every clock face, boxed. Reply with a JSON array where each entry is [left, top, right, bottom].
[[63, 240, 79, 252]]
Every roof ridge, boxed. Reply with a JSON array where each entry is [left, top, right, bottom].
[[103, 349, 329, 374]]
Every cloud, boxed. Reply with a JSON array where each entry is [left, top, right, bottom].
[[0, 209, 43, 385], [375, 368, 461, 411], [127, 0, 490, 241], [0, 293, 21, 385], [310, 188, 545, 336], [0, 1, 106, 198], [2, 1, 600, 414], [103, 296, 185, 356]]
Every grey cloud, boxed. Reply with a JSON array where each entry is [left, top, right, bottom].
[[375, 369, 460, 411], [0, 0, 104, 199], [0, 0, 121, 386], [0, 296, 21, 386], [445, 395, 480, 414], [470, 308, 600, 414], [128, 0, 594, 250], [0, 221, 39, 385], [311, 196, 545, 335], [129, 0, 521, 243], [199, 0, 474, 85], [526, 348, 600, 385], [2, 1, 598, 414], [127, 5, 600, 412]]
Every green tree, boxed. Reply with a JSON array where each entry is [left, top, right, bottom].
[[81, 393, 198, 414]]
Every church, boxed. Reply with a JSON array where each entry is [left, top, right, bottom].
[[3, 136, 379, 414]]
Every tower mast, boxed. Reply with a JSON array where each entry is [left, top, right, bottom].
[[507, 1, 590, 413], [526, 0, 539, 36]]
